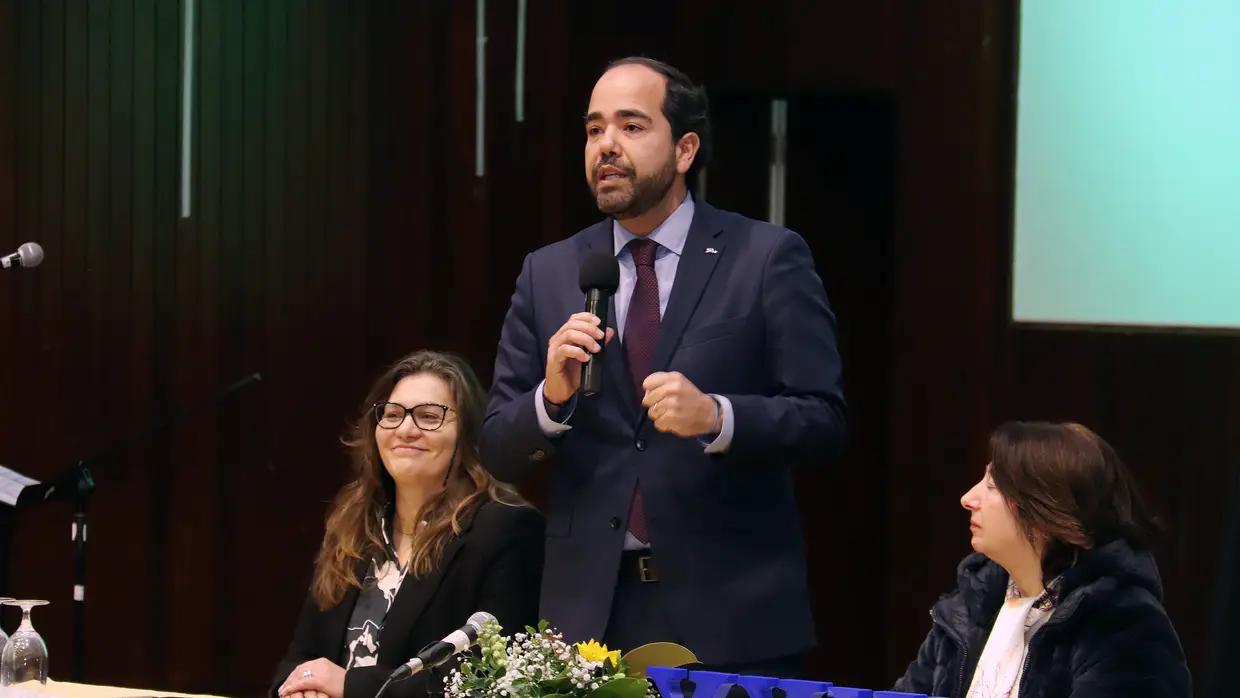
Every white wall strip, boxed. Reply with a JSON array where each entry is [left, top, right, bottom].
[[767, 98, 788, 227], [475, 0, 487, 177], [515, 0, 526, 123], [180, 0, 196, 219]]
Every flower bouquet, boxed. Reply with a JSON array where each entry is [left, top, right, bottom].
[[444, 619, 656, 698]]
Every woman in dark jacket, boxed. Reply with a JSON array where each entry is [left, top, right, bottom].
[[893, 421, 1191, 698], [271, 351, 544, 698]]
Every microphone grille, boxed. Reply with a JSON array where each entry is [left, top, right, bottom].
[[18, 242, 43, 268], [578, 250, 620, 294], [463, 611, 495, 642], [467, 611, 496, 629]]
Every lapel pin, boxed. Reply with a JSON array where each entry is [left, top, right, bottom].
[[704, 247, 718, 254]]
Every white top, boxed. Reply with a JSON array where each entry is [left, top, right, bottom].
[[965, 577, 1057, 698]]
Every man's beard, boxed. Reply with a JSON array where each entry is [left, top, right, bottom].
[[590, 152, 677, 220]]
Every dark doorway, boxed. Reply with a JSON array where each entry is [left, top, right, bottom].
[[701, 90, 898, 686]]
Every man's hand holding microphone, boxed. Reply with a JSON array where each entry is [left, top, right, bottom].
[[544, 249, 721, 438]]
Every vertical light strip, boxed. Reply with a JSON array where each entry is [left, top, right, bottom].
[[767, 98, 788, 227], [180, 0, 195, 219], [515, 0, 526, 122], [475, 0, 487, 177]]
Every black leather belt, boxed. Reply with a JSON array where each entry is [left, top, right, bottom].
[[622, 550, 658, 583]]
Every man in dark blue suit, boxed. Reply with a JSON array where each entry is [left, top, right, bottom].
[[482, 57, 847, 678]]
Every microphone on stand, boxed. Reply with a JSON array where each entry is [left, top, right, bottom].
[[386, 611, 495, 683], [578, 250, 620, 397], [1, 242, 44, 269]]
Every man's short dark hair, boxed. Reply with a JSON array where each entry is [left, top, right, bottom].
[[604, 56, 712, 186]]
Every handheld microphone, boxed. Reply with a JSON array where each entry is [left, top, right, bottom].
[[387, 611, 495, 682], [1, 242, 44, 269], [578, 250, 621, 397]]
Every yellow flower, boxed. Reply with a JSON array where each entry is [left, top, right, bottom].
[[576, 639, 621, 666]]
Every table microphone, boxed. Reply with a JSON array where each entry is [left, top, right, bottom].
[[578, 250, 620, 397], [387, 611, 495, 682], [1, 242, 44, 269]]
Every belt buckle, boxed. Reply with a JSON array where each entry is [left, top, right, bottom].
[[638, 555, 656, 583]]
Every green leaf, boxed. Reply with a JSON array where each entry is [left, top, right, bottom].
[[538, 677, 575, 693], [586, 678, 651, 698], [537, 619, 550, 633]]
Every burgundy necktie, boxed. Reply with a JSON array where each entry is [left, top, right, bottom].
[[624, 238, 660, 544]]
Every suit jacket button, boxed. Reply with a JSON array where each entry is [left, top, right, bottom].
[[609, 517, 621, 530], [635, 439, 646, 451], [530, 449, 546, 461]]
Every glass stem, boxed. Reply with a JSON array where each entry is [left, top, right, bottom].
[[17, 608, 31, 632]]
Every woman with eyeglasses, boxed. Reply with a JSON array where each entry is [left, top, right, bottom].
[[892, 421, 1191, 698], [272, 350, 544, 698]]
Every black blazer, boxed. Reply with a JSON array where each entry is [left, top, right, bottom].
[[482, 200, 848, 664], [270, 500, 545, 698]]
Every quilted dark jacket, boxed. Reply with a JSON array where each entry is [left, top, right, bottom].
[[891, 540, 1192, 698]]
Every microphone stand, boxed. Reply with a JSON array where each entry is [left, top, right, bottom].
[[15, 372, 263, 682]]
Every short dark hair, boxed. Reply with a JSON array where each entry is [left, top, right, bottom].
[[988, 421, 1162, 581], [603, 56, 712, 186]]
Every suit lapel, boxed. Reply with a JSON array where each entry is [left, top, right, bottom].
[[649, 203, 726, 377], [377, 536, 466, 664], [582, 222, 640, 418]]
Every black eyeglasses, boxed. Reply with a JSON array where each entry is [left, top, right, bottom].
[[372, 402, 452, 431]]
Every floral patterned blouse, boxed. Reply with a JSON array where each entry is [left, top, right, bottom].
[[342, 508, 413, 669]]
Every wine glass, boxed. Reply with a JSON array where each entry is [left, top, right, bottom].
[[0, 598, 13, 656], [0, 600, 49, 688]]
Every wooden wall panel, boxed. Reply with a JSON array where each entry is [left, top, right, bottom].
[[1, 0, 1232, 696], [0, 0, 14, 612], [995, 332, 1240, 679], [363, 0, 1230, 691], [362, 0, 904, 688], [881, 2, 1236, 694], [880, 0, 1014, 678], [0, 1, 369, 694]]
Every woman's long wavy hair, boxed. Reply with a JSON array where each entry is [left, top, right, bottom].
[[311, 350, 523, 610]]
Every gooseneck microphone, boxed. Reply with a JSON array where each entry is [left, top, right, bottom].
[[578, 250, 621, 397], [1, 242, 44, 269], [387, 611, 495, 683]]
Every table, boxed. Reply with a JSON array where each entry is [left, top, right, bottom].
[[2, 679, 228, 698]]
